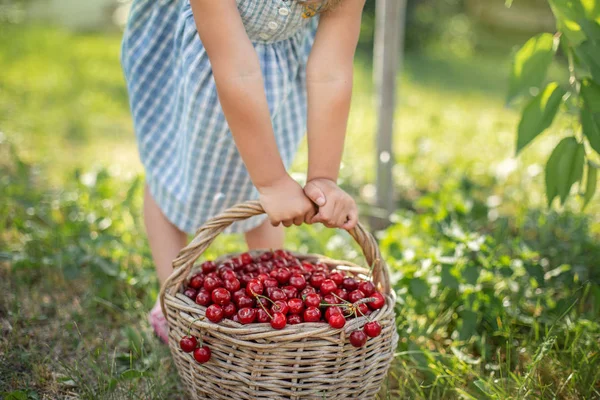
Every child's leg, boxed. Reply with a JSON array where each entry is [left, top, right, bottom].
[[245, 218, 284, 250], [143, 184, 187, 286]]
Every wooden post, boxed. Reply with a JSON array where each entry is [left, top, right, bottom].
[[373, 0, 406, 227]]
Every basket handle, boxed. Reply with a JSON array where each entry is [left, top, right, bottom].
[[160, 200, 392, 318]]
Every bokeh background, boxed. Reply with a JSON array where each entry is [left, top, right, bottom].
[[1, 1, 599, 399]]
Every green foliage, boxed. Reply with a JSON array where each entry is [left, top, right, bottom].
[[509, 0, 600, 207]]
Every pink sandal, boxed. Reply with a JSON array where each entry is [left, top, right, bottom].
[[148, 300, 169, 344]]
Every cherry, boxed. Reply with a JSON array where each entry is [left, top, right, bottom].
[[287, 298, 304, 314], [220, 269, 236, 282], [368, 292, 385, 310], [206, 304, 224, 323], [201, 261, 217, 274], [334, 288, 349, 301], [364, 321, 382, 338], [304, 293, 322, 308], [272, 300, 289, 315], [274, 249, 289, 259], [357, 303, 370, 317], [358, 281, 376, 296], [260, 251, 274, 261], [224, 277, 241, 293], [223, 302, 237, 318], [256, 297, 271, 309], [256, 274, 270, 283], [320, 279, 337, 295], [274, 267, 291, 285], [289, 274, 307, 290], [314, 262, 329, 272], [301, 262, 315, 273], [329, 272, 345, 286], [323, 294, 338, 305], [348, 289, 365, 304], [235, 295, 254, 309], [342, 277, 359, 292], [328, 313, 346, 329], [270, 312, 287, 329], [325, 306, 342, 322], [244, 264, 258, 274], [303, 306, 321, 322], [349, 330, 367, 347], [211, 287, 231, 306], [195, 289, 211, 307], [203, 276, 223, 292], [258, 265, 271, 274], [269, 288, 287, 302], [287, 314, 302, 325], [232, 289, 246, 303], [230, 257, 243, 269], [246, 279, 264, 297], [237, 307, 257, 324], [257, 308, 270, 323], [240, 252, 253, 265], [282, 285, 298, 299], [193, 346, 211, 363], [184, 288, 198, 300], [189, 273, 205, 289], [310, 273, 326, 289], [179, 335, 197, 353], [300, 286, 316, 296]]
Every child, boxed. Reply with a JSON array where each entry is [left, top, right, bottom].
[[121, 0, 365, 342]]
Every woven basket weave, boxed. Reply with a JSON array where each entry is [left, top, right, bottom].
[[160, 201, 398, 399]]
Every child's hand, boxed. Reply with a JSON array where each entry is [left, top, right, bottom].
[[258, 175, 316, 227], [303, 178, 358, 230]]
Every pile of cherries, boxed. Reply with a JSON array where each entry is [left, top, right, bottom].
[[179, 250, 386, 363]]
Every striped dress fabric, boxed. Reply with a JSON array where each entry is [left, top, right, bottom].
[[121, 0, 318, 234]]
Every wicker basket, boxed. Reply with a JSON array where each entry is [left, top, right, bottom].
[[160, 201, 398, 400]]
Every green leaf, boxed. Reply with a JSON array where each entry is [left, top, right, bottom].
[[581, 78, 600, 111], [581, 79, 600, 153], [516, 83, 566, 154], [120, 369, 145, 380], [579, 18, 600, 42], [584, 162, 598, 208], [575, 41, 600, 82], [508, 33, 558, 103], [545, 137, 585, 205], [3, 391, 28, 400], [549, 0, 588, 45]]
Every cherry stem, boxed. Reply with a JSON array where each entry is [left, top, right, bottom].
[[332, 292, 352, 305], [253, 293, 277, 306], [255, 296, 274, 320], [187, 317, 205, 336]]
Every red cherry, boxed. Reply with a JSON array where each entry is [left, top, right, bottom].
[[282, 285, 298, 299], [193, 346, 211, 363], [256, 297, 271, 310], [269, 288, 287, 302], [287, 314, 302, 325], [358, 281, 376, 296], [244, 264, 258, 274], [348, 289, 366, 304], [257, 308, 270, 323], [230, 257, 243, 269], [368, 292, 385, 310], [364, 321, 382, 338], [314, 262, 329, 272], [301, 262, 315, 273], [232, 289, 246, 303], [256, 273, 269, 283], [275, 267, 292, 285], [323, 294, 338, 305], [195, 289, 211, 306], [320, 279, 337, 295], [201, 261, 217, 274], [289, 274, 307, 290], [189, 273, 205, 289], [343, 277, 359, 292], [223, 302, 237, 318], [349, 330, 368, 347], [259, 251, 273, 261], [257, 265, 271, 274], [328, 313, 346, 329], [206, 304, 224, 323], [329, 272, 344, 286], [357, 303, 370, 317], [246, 279, 264, 297], [235, 295, 254, 309], [272, 300, 289, 315], [237, 307, 257, 324], [224, 277, 241, 293], [310, 273, 326, 289], [303, 306, 322, 322], [179, 335, 197, 352], [270, 312, 287, 329], [304, 293, 322, 308], [274, 249, 289, 259], [184, 288, 198, 300], [300, 286, 316, 296], [211, 287, 231, 306], [334, 288, 349, 301], [240, 252, 253, 265], [203, 276, 223, 292], [220, 269, 236, 282], [325, 306, 342, 322], [287, 298, 304, 314]]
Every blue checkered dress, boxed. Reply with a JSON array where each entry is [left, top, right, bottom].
[[121, 0, 318, 234]]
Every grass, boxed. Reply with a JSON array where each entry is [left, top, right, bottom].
[[1, 22, 599, 399]]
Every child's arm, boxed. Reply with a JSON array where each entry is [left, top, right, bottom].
[[303, 0, 365, 230], [190, 0, 315, 227]]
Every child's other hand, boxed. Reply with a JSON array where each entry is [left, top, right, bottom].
[[303, 178, 358, 230], [258, 175, 316, 227]]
